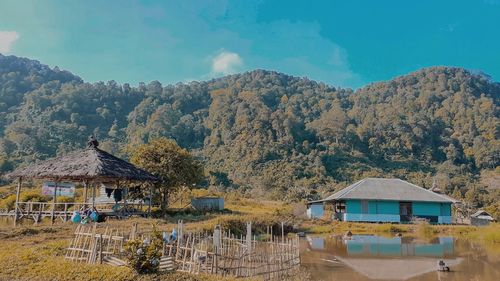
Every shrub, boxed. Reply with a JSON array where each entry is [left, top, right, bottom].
[[0, 194, 16, 211], [416, 221, 437, 237], [55, 196, 75, 211], [20, 191, 49, 202], [375, 223, 407, 233], [124, 224, 163, 274]]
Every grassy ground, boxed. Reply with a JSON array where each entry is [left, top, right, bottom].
[[1, 186, 499, 280], [0, 188, 306, 281]]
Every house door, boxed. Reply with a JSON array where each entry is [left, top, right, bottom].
[[399, 202, 413, 222]]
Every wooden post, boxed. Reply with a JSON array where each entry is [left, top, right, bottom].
[[99, 234, 103, 264], [92, 183, 96, 209], [83, 181, 88, 206], [148, 184, 153, 217], [51, 181, 58, 224], [131, 222, 138, 240], [124, 185, 128, 213], [246, 222, 252, 254], [281, 221, 284, 244], [213, 225, 221, 274], [64, 203, 68, 222], [13, 177, 22, 227]]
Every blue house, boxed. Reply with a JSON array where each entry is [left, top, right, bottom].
[[307, 178, 457, 224]]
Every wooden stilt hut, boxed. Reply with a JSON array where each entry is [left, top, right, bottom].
[[6, 136, 158, 226]]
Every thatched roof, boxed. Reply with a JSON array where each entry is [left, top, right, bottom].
[[6, 145, 158, 182]]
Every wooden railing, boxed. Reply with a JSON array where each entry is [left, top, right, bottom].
[[1, 201, 150, 223]]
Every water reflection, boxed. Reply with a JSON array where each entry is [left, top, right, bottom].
[[301, 234, 500, 281], [345, 235, 454, 257]]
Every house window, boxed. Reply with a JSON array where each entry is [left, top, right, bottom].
[[336, 202, 346, 213], [361, 200, 369, 214]]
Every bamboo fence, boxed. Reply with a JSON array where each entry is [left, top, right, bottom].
[[65, 222, 300, 280]]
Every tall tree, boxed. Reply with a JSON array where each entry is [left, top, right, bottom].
[[130, 138, 203, 212]]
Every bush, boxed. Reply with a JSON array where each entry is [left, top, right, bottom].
[[416, 221, 437, 237], [55, 196, 75, 211], [0, 194, 16, 211], [375, 223, 407, 233], [20, 191, 49, 202], [124, 225, 163, 274]]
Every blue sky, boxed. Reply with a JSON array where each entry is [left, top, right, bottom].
[[0, 0, 499, 89]]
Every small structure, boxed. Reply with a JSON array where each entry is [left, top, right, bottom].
[[306, 202, 324, 219], [470, 210, 495, 226], [5, 136, 158, 226], [309, 178, 458, 224], [191, 197, 224, 211]]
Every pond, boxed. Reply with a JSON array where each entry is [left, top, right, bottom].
[[300, 234, 500, 281]]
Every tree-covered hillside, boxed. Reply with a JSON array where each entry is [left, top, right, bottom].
[[0, 54, 498, 210]]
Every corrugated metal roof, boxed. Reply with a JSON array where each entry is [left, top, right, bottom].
[[471, 210, 493, 218], [320, 178, 457, 203]]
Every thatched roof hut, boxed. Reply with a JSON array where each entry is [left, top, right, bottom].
[[6, 137, 158, 226], [6, 138, 157, 182]]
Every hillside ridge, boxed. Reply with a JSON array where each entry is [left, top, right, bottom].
[[0, 55, 498, 209]]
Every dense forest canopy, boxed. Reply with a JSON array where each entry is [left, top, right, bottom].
[[0, 54, 498, 211]]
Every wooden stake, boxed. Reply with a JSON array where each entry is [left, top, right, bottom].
[[83, 181, 88, 206], [51, 181, 58, 225], [92, 183, 96, 209], [13, 177, 22, 227]]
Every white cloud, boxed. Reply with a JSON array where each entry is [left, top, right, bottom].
[[0, 31, 19, 53], [211, 51, 243, 75]]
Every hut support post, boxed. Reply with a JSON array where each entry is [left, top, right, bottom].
[[148, 184, 153, 217], [51, 181, 58, 224], [124, 186, 128, 211], [115, 180, 120, 207], [83, 181, 88, 206], [13, 177, 22, 227], [92, 183, 96, 209]]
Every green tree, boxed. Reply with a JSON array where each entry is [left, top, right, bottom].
[[308, 103, 348, 144], [130, 138, 203, 212]]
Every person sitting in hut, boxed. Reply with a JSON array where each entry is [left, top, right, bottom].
[[112, 189, 123, 212], [81, 205, 91, 217]]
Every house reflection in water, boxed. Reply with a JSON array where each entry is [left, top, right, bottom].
[[303, 235, 462, 280], [308, 237, 326, 250], [345, 235, 454, 257]]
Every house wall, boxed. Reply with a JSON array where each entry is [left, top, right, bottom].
[[471, 217, 492, 226], [345, 200, 400, 223], [307, 203, 324, 219], [191, 198, 224, 211], [344, 200, 452, 224], [413, 202, 452, 223]]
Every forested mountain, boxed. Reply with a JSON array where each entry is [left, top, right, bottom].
[[0, 54, 498, 209]]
